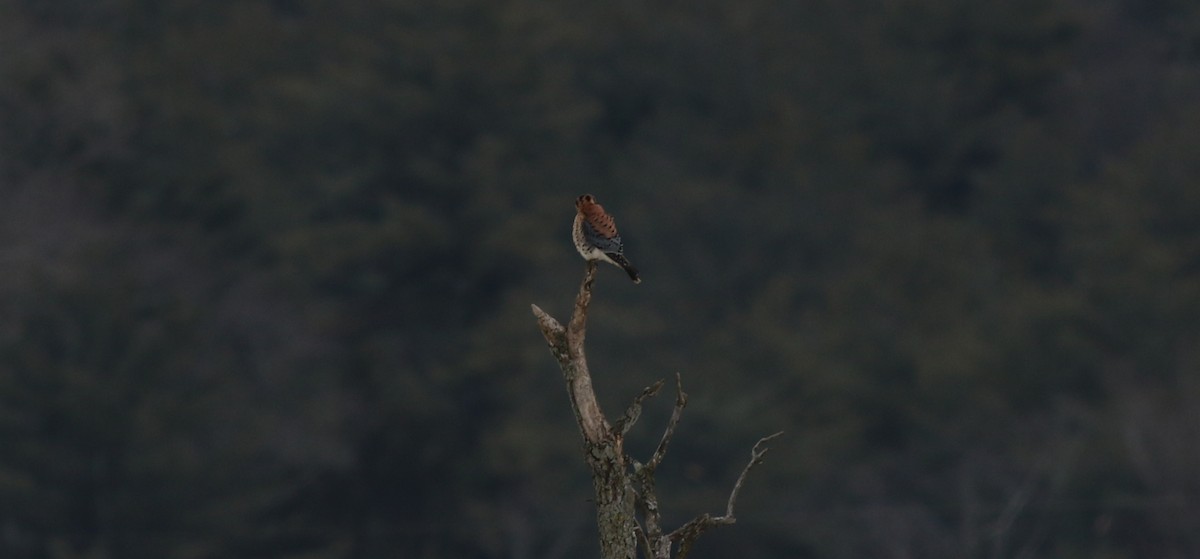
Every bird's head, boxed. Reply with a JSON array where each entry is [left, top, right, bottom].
[[575, 194, 597, 209]]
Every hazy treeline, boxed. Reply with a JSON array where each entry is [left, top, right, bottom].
[[2, 0, 1199, 557]]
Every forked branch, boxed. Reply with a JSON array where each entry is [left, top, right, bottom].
[[532, 261, 608, 443], [669, 431, 784, 559], [532, 261, 636, 559], [533, 260, 780, 559], [630, 374, 782, 559]]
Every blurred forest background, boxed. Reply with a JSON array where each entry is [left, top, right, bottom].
[[2, 0, 1200, 558]]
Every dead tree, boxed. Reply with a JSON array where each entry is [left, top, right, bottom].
[[532, 261, 782, 559]]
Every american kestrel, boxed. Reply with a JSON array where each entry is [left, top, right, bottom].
[[573, 194, 641, 283]]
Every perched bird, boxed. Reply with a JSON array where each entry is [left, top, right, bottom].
[[573, 194, 641, 283]]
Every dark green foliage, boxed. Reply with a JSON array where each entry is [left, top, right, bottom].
[[2, 0, 1200, 557]]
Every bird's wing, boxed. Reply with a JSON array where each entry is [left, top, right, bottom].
[[581, 218, 624, 253]]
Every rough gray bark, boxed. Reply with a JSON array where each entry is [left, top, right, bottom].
[[532, 262, 637, 559], [532, 261, 781, 559]]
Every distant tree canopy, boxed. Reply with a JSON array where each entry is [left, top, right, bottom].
[[2, 0, 1200, 558]]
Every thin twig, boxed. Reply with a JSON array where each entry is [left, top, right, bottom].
[[615, 379, 666, 437], [647, 373, 688, 471], [720, 431, 783, 518], [633, 523, 652, 559]]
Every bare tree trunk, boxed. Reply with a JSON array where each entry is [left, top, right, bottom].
[[533, 261, 780, 559], [533, 262, 637, 559]]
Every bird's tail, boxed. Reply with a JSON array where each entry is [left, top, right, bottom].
[[608, 253, 641, 284]]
